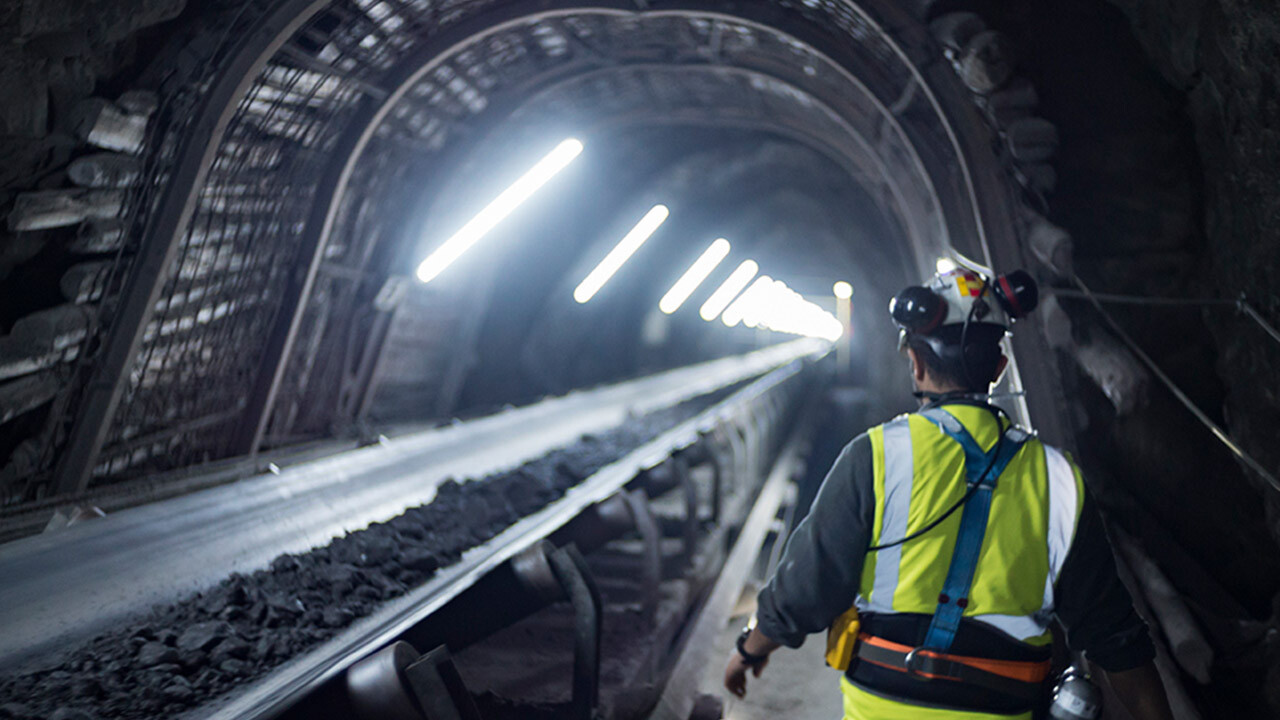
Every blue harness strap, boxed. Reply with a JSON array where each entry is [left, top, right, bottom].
[[916, 407, 1029, 651]]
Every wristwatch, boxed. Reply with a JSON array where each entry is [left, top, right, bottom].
[[735, 625, 769, 666]]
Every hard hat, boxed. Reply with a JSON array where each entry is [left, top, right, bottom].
[[890, 267, 1038, 340], [889, 267, 1039, 391]]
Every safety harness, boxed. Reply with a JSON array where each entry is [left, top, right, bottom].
[[855, 633, 1050, 701], [850, 407, 1051, 701]]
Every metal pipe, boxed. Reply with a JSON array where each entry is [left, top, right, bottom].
[[621, 491, 663, 624], [547, 545, 603, 720]]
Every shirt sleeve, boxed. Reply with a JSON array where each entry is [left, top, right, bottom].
[[1053, 486, 1157, 671], [755, 433, 875, 647]]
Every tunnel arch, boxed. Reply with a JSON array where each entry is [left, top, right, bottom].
[[46, 0, 1070, 495]]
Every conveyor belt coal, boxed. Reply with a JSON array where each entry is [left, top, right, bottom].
[[0, 340, 820, 720], [0, 395, 719, 719]]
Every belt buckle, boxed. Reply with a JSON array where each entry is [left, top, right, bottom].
[[903, 647, 931, 681]]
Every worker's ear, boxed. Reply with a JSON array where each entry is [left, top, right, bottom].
[[906, 346, 927, 385], [992, 354, 1009, 385]]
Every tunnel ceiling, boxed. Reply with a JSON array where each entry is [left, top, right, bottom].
[[2, 0, 1055, 506]]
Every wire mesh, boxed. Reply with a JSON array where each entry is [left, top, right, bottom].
[[17, 0, 983, 493], [255, 7, 963, 449], [96, 10, 387, 478]]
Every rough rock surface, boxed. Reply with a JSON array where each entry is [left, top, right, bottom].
[[0, 386, 733, 719], [955, 0, 1280, 715], [1103, 0, 1280, 546], [1101, 1, 1280, 713]]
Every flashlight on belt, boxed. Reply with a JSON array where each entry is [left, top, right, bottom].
[[1049, 664, 1102, 720]]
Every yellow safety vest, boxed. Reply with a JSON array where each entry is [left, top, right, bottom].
[[838, 404, 1085, 718]]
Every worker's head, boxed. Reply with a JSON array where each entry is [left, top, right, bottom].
[[889, 267, 1038, 394]]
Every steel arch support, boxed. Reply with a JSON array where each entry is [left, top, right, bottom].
[[52, 0, 332, 494], [56, 0, 1077, 491]]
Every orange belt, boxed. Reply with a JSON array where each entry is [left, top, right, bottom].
[[854, 633, 1051, 700]]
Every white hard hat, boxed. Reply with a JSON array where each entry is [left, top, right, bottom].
[[889, 267, 1038, 337]]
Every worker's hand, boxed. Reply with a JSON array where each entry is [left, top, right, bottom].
[[723, 651, 769, 699]]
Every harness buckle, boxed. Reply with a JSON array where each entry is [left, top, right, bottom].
[[903, 647, 931, 680]]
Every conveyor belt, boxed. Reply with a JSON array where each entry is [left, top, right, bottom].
[[192, 352, 812, 719], [0, 339, 822, 674]]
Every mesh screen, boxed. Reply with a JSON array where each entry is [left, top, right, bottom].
[[20, 0, 980, 490]]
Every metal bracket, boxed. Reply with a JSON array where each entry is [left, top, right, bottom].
[[620, 490, 662, 623], [691, 432, 723, 523], [511, 540, 563, 604], [736, 415, 757, 487], [671, 454, 698, 568], [403, 646, 486, 720], [509, 540, 603, 720], [721, 421, 745, 498], [346, 641, 483, 720], [545, 544, 604, 720]]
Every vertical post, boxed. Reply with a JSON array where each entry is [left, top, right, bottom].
[[620, 491, 662, 624], [723, 421, 746, 495], [546, 545, 602, 720], [354, 302, 400, 425], [694, 432, 723, 524], [671, 455, 699, 568], [230, 92, 378, 457], [836, 292, 852, 381]]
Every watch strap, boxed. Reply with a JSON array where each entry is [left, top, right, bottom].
[[736, 629, 768, 665]]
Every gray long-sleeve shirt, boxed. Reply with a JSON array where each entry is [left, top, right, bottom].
[[755, 421, 1155, 672]]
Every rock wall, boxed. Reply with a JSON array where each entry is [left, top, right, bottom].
[[1105, 0, 1280, 710], [0, 0, 184, 195], [947, 0, 1280, 714], [1105, 0, 1280, 551]]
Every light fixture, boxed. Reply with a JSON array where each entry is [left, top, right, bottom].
[[936, 257, 957, 274], [734, 279, 843, 341], [658, 238, 731, 314], [699, 260, 758, 321], [832, 280, 853, 299], [721, 275, 773, 327], [574, 204, 670, 303], [416, 138, 584, 284]]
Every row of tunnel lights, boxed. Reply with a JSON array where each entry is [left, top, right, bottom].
[[415, 138, 845, 342]]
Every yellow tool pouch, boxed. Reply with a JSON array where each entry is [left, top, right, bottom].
[[825, 606, 862, 671]]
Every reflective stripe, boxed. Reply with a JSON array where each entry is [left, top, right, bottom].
[[869, 418, 913, 612], [856, 411, 1083, 648], [1042, 445, 1079, 611], [977, 446, 1077, 642], [970, 613, 1054, 643]]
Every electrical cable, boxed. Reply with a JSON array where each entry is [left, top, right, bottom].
[[1053, 289, 1234, 307], [1069, 276, 1280, 493], [1053, 288, 1280, 348], [873, 275, 1013, 552], [867, 402, 1011, 552], [958, 282, 980, 391], [1240, 302, 1280, 346]]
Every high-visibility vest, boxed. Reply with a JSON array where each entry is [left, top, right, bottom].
[[854, 404, 1085, 647]]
